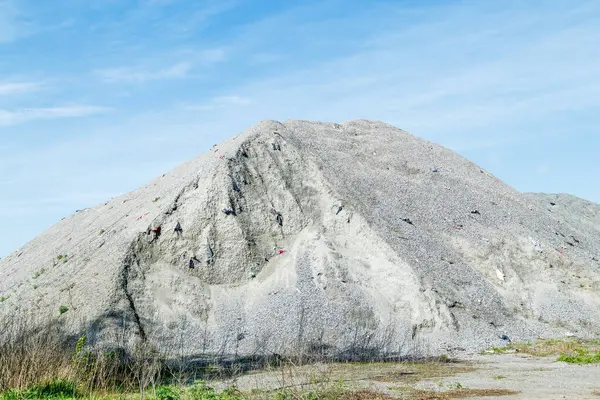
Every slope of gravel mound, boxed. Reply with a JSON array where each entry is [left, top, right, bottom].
[[1, 120, 599, 357]]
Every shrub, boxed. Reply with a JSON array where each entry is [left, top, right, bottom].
[[0, 317, 74, 393], [187, 381, 244, 400], [155, 385, 180, 400]]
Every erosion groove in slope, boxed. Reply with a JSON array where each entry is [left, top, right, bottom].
[[119, 236, 156, 340]]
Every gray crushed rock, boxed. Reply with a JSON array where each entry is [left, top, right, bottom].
[[1, 120, 599, 358]]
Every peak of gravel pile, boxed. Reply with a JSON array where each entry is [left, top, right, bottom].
[[1, 120, 599, 357]]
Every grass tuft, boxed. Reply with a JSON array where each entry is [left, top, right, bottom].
[[483, 338, 600, 359], [557, 349, 600, 364]]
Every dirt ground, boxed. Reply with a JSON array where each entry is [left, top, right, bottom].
[[214, 352, 600, 400], [411, 353, 600, 399]]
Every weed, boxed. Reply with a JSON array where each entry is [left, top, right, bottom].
[[557, 349, 600, 364], [32, 269, 46, 280], [155, 384, 180, 400], [59, 305, 69, 315], [1, 379, 80, 400], [483, 338, 600, 358], [0, 296, 8, 303], [340, 390, 397, 400], [437, 382, 463, 390], [187, 381, 244, 400]]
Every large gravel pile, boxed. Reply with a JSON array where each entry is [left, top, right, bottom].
[[1, 120, 599, 357]]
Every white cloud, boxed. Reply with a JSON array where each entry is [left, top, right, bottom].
[[96, 62, 192, 83], [185, 95, 253, 111], [0, 105, 111, 126], [0, 82, 44, 96], [192, 0, 600, 153]]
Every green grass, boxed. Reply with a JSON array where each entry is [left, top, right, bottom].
[[0, 381, 245, 400], [0, 380, 81, 400], [32, 269, 46, 280], [557, 349, 600, 364], [482, 338, 600, 365], [58, 305, 69, 315]]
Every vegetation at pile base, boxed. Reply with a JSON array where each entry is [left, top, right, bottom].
[[0, 314, 533, 400], [0, 380, 80, 400], [483, 338, 600, 364], [0, 380, 246, 400], [557, 349, 600, 364]]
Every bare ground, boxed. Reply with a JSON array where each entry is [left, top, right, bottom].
[[410, 353, 600, 400], [213, 352, 600, 399]]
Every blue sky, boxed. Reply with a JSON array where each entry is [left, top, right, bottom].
[[0, 0, 599, 257]]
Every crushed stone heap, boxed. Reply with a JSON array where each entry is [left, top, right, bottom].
[[1, 120, 599, 357]]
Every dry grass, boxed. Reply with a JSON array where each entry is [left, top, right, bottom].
[[0, 315, 182, 396], [485, 338, 600, 365], [401, 388, 519, 399], [370, 362, 474, 384], [340, 389, 398, 400], [0, 317, 74, 392], [519, 339, 600, 357], [235, 358, 478, 400], [486, 338, 600, 357], [591, 391, 600, 397], [0, 314, 476, 400]]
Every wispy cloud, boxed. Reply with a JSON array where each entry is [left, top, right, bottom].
[[0, 105, 111, 126], [1, 0, 599, 258], [191, 0, 600, 151], [138, 0, 239, 38], [0, 81, 44, 96], [96, 62, 192, 83], [185, 95, 252, 111], [0, 0, 23, 43], [196, 48, 227, 63]]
